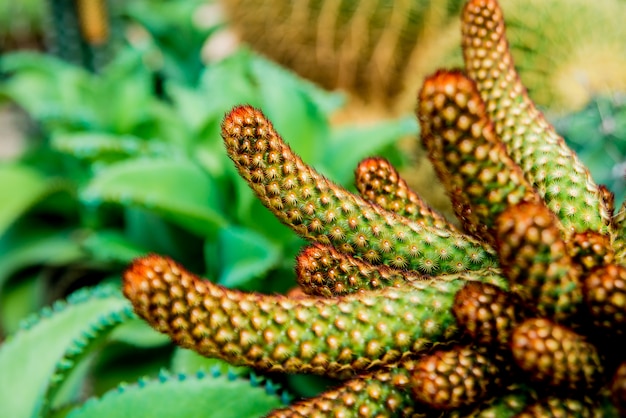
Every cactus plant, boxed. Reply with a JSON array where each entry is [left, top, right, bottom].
[[221, 0, 626, 113], [123, 0, 626, 415]]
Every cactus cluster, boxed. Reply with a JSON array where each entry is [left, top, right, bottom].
[[123, 0, 626, 415]]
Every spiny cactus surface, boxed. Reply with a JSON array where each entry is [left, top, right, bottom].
[[123, 0, 626, 415]]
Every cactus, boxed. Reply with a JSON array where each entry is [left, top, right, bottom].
[[123, 0, 626, 415], [221, 0, 626, 113]]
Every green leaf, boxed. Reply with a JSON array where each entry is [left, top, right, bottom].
[[107, 318, 170, 348], [0, 275, 45, 335], [216, 225, 281, 289], [0, 285, 131, 418], [37, 308, 136, 417], [82, 159, 228, 237], [170, 347, 248, 377], [66, 371, 286, 418], [51, 132, 169, 162], [81, 230, 148, 265], [0, 52, 96, 129], [0, 227, 84, 294], [0, 164, 69, 236]]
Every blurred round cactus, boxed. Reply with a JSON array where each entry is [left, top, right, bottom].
[[221, 0, 626, 113]]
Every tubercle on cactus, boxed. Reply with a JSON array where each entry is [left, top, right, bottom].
[[123, 0, 626, 415]]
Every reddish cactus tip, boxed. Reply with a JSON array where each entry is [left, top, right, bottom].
[[122, 254, 162, 298], [420, 69, 474, 96], [220, 104, 266, 137]]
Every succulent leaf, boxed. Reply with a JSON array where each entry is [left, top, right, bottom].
[[38, 307, 136, 417], [82, 158, 228, 237], [65, 370, 287, 418], [0, 285, 131, 418]]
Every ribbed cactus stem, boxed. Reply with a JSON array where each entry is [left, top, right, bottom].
[[409, 345, 503, 410], [221, 105, 497, 275], [453, 281, 526, 347], [76, 0, 109, 45], [296, 243, 508, 297], [583, 264, 626, 337]]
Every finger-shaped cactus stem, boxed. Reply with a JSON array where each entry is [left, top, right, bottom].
[[568, 231, 614, 271], [296, 244, 424, 297], [409, 345, 503, 411], [453, 281, 526, 348], [123, 255, 471, 379], [267, 367, 417, 417], [418, 70, 540, 244], [461, 0, 612, 235], [221, 105, 497, 275], [583, 264, 626, 337], [354, 157, 458, 231], [297, 244, 508, 297], [495, 202, 583, 322], [511, 318, 603, 393]]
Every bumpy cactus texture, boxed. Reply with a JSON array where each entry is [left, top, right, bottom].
[[123, 0, 626, 415]]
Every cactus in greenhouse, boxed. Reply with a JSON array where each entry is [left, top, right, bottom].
[[123, 0, 626, 415]]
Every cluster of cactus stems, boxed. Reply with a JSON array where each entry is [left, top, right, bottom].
[[123, 0, 626, 415]]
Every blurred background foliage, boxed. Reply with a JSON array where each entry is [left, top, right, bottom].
[[0, 0, 624, 417]]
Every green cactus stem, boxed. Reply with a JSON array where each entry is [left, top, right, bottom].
[[267, 366, 416, 417], [354, 156, 458, 232], [123, 254, 502, 379], [495, 201, 583, 322], [418, 69, 540, 244], [462, 0, 613, 236]]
